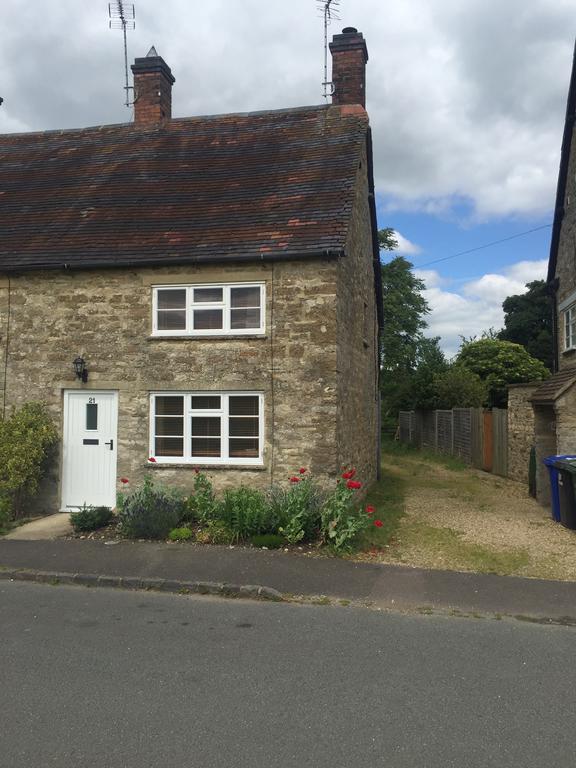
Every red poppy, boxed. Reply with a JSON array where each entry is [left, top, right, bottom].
[[120, 477, 129, 485], [366, 505, 375, 515], [148, 457, 157, 463], [346, 480, 362, 490], [290, 476, 300, 483], [341, 469, 356, 480], [299, 467, 307, 474], [374, 519, 383, 528]]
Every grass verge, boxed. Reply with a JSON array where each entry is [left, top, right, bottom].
[[356, 460, 406, 551]]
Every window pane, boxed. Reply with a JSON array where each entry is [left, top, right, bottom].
[[229, 396, 259, 416], [157, 310, 186, 331], [230, 308, 260, 330], [229, 417, 259, 437], [155, 437, 184, 457], [229, 438, 259, 458], [86, 403, 98, 431], [155, 416, 184, 436], [194, 287, 223, 303], [231, 287, 261, 308], [191, 417, 221, 437], [193, 309, 223, 330], [191, 396, 221, 410], [155, 396, 184, 416], [191, 438, 221, 457], [157, 289, 186, 309]]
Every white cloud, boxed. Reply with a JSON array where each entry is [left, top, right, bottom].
[[0, 0, 572, 220], [416, 259, 548, 358], [393, 231, 422, 256]]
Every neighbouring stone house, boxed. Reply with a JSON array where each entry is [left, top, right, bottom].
[[0, 28, 382, 512], [531, 40, 576, 505]]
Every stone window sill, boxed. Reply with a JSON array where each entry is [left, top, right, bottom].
[[147, 463, 267, 472], [147, 335, 267, 342]]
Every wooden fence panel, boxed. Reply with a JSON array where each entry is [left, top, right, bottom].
[[470, 408, 484, 469], [453, 409, 472, 463], [483, 411, 493, 472], [436, 410, 453, 454], [492, 408, 508, 477], [420, 411, 436, 450]]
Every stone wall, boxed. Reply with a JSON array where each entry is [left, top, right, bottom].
[[533, 404, 557, 506], [554, 120, 576, 370], [335, 144, 379, 488], [0, 257, 346, 512], [507, 384, 538, 483]]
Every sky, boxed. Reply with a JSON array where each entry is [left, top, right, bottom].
[[1, 0, 573, 358]]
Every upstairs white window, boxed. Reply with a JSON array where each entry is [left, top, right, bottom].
[[152, 283, 265, 337], [150, 392, 264, 465], [565, 304, 576, 351]]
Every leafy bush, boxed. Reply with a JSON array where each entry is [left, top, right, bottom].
[[0, 497, 10, 534], [218, 486, 274, 541], [195, 520, 234, 545], [0, 402, 58, 519], [320, 472, 371, 553], [70, 504, 114, 533], [249, 534, 286, 549], [275, 474, 325, 544], [183, 470, 218, 523], [168, 526, 194, 542], [118, 475, 185, 539]]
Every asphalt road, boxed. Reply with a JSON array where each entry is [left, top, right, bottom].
[[1, 583, 575, 768]]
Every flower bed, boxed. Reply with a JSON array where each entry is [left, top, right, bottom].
[[71, 466, 382, 555]]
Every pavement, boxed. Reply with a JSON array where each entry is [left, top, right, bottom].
[[1, 537, 576, 621], [4, 513, 72, 540]]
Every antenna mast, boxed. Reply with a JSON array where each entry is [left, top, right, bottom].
[[317, 0, 340, 99], [108, 1, 136, 107]]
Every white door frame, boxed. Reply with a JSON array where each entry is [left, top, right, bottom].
[[61, 390, 119, 511]]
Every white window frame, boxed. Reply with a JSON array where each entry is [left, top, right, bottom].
[[149, 392, 264, 466], [565, 303, 576, 352], [152, 282, 266, 337]]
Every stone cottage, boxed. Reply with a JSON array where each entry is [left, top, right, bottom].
[[0, 28, 382, 511], [531, 40, 576, 504]]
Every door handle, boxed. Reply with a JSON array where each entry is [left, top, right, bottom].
[[104, 439, 114, 451]]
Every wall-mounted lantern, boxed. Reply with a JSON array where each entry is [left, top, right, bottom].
[[73, 356, 88, 383]]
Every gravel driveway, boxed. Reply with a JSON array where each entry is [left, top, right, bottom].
[[368, 452, 576, 581]]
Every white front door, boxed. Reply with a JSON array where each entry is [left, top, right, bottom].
[[61, 391, 118, 510]]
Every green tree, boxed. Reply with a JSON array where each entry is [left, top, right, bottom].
[[378, 228, 399, 251], [410, 337, 449, 409], [432, 366, 487, 409], [498, 280, 553, 370], [456, 338, 549, 408], [380, 256, 430, 373]]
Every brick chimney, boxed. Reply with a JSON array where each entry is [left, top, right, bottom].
[[329, 27, 369, 108], [131, 46, 175, 126]]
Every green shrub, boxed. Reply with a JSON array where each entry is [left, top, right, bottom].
[[118, 475, 185, 539], [0, 496, 10, 534], [275, 475, 324, 544], [196, 520, 234, 545], [168, 526, 194, 542], [218, 486, 274, 541], [182, 470, 218, 523], [0, 402, 58, 519], [249, 533, 286, 549], [70, 504, 114, 533], [320, 477, 370, 553]]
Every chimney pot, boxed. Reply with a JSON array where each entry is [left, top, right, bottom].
[[131, 47, 175, 127], [329, 27, 369, 108]]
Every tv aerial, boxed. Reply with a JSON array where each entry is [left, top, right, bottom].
[[108, 2, 136, 107], [317, 0, 341, 98]]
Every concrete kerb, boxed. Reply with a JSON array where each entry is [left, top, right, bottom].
[[0, 568, 284, 602]]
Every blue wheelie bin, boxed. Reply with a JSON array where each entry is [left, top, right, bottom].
[[543, 455, 576, 522]]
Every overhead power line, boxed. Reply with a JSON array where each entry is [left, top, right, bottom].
[[414, 224, 552, 269]]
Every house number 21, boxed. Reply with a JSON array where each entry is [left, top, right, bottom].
[[88, 397, 96, 404]]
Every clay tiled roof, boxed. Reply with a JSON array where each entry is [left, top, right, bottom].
[[0, 105, 369, 272], [530, 367, 576, 403]]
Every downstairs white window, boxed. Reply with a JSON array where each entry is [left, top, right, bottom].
[[565, 304, 576, 351], [150, 392, 264, 465], [152, 283, 265, 337]]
